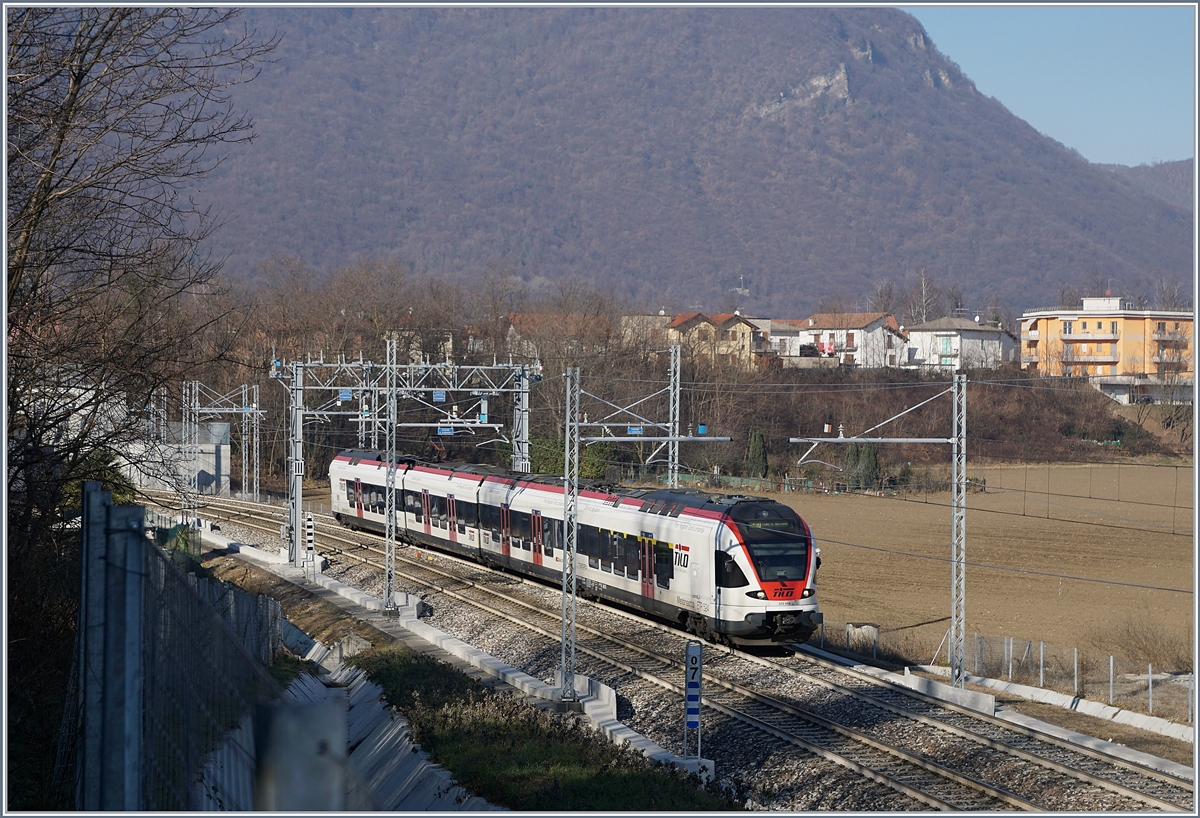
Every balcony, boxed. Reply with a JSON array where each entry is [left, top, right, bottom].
[[1021, 354, 1040, 365], [1023, 329, 1040, 340], [1152, 350, 1192, 364], [1077, 331, 1119, 341], [1068, 353, 1120, 363], [1152, 331, 1190, 343]]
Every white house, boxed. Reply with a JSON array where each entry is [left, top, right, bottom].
[[768, 312, 905, 368], [901, 317, 1017, 370]]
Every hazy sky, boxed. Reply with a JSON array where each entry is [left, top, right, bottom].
[[901, 5, 1196, 167]]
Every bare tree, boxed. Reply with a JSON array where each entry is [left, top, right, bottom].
[[905, 269, 941, 325], [6, 14, 276, 799], [1153, 275, 1190, 311], [867, 278, 900, 314]]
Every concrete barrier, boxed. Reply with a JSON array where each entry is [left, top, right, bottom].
[[796, 645, 996, 715], [913, 664, 1194, 745]]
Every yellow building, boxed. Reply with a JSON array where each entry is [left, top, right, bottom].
[[1021, 297, 1193, 404]]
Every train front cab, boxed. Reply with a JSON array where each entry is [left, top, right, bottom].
[[713, 502, 822, 644]]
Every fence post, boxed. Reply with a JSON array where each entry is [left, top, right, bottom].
[[1074, 648, 1078, 696], [1007, 637, 1012, 680], [77, 483, 145, 811], [105, 503, 145, 812], [1109, 655, 1113, 705], [1039, 642, 1044, 688], [1148, 664, 1153, 715], [1189, 674, 1192, 724]]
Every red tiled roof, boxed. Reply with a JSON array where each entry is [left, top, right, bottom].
[[666, 311, 704, 329], [802, 312, 895, 330]]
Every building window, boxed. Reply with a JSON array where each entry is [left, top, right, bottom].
[[846, 332, 855, 348], [1063, 321, 1073, 335], [1157, 321, 1166, 332], [940, 337, 952, 354], [1110, 321, 1117, 334], [1082, 321, 1088, 330]]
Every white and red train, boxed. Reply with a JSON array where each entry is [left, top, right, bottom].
[[329, 449, 823, 645]]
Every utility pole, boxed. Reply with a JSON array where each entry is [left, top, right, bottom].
[[950, 371, 967, 687], [384, 338, 399, 615], [790, 374, 969, 687], [180, 380, 199, 527], [513, 364, 531, 472], [560, 367, 580, 704], [669, 345, 681, 489], [288, 361, 305, 567]]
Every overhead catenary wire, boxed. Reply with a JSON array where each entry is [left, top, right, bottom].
[[817, 535, 1193, 595]]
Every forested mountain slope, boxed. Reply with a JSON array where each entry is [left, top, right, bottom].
[[202, 7, 1193, 315]]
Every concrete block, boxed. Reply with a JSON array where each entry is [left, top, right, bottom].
[[901, 667, 996, 715]]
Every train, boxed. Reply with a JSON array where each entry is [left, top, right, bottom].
[[328, 449, 823, 645]]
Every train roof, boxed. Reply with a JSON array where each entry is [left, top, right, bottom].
[[333, 450, 784, 510]]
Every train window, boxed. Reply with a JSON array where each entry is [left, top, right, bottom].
[[346, 483, 355, 505], [581, 524, 601, 569], [599, 531, 613, 572], [654, 541, 673, 589], [624, 532, 643, 575], [431, 495, 447, 529], [715, 551, 750, 588], [457, 501, 477, 531], [479, 502, 500, 531], [512, 511, 531, 543], [406, 491, 422, 523]]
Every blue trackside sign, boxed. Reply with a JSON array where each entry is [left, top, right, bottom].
[[685, 642, 702, 729]]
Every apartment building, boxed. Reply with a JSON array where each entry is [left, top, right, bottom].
[[1021, 297, 1193, 404]]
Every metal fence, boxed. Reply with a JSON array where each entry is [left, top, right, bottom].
[[814, 616, 1194, 724], [63, 484, 285, 810]]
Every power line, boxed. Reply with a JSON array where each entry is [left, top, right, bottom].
[[819, 536, 1192, 594]]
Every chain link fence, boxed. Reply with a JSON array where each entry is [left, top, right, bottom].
[[812, 616, 1194, 725], [60, 486, 286, 810], [142, 544, 285, 810]]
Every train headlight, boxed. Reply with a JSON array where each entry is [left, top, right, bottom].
[[801, 588, 815, 598], [746, 590, 768, 600]]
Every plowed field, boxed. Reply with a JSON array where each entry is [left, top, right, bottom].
[[766, 462, 1193, 657]]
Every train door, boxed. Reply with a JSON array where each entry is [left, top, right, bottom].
[[421, 490, 432, 537], [447, 496, 458, 545], [531, 512, 544, 567], [639, 534, 655, 599], [500, 504, 511, 558], [354, 479, 364, 520]]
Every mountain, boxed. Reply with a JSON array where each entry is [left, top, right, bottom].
[[200, 7, 1192, 316], [1097, 159, 1193, 212]]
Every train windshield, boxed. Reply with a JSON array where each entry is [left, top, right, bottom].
[[729, 503, 810, 582]]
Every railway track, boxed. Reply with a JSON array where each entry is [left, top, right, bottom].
[[156, 493, 1194, 811]]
